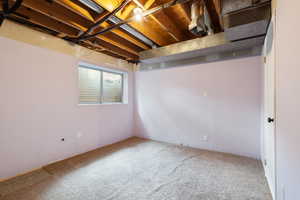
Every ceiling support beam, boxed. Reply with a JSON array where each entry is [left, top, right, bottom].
[[79, 0, 194, 41], [132, 0, 187, 42], [149, 12, 186, 41], [116, 0, 173, 46], [54, 0, 150, 50], [2, 3, 138, 60], [12, 5, 80, 36], [12, 0, 142, 59], [55, 0, 95, 21], [75, 0, 131, 41], [177, 3, 191, 24], [111, 0, 169, 46], [94, 20, 151, 49]]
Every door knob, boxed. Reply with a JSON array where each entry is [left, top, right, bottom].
[[267, 117, 274, 123]]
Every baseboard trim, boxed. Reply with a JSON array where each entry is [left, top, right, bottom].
[[0, 167, 42, 183]]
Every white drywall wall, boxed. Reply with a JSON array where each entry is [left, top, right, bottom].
[[275, 0, 300, 199], [134, 57, 263, 159], [0, 37, 134, 180]]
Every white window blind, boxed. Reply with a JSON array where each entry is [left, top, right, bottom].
[[103, 71, 123, 103], [78, 63, 125, 104], [79, 67, 101, 103]]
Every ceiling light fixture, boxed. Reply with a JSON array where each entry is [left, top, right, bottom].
[[133, 7, 143, 21]]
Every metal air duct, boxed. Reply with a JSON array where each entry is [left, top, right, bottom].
[[188, 0, 213, 36], [222, 0, 271, 41]]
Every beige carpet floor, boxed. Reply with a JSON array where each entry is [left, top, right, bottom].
[[0, 137, 272, 200]]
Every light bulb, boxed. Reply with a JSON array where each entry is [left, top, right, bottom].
[[135, 14, 143, 21], [133, 7, 143, 21]]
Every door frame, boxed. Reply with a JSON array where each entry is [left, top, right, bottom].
[[262, 12, 277, 200]]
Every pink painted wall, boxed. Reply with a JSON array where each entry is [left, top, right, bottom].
[[134, 57, 263, 159], [0, 34, 265, 180], [275, 0, 300, 199], [0, 37, 134, 180]]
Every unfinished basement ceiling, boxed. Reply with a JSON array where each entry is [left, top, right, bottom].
[[0, 0, 271, 63]]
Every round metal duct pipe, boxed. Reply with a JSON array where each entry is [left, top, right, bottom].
[[188, 0, 213, 36]]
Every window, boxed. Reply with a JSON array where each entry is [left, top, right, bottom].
[[78, 63, 125, 104], [79, 67, 101, 103], [102, 71, 123, 103]]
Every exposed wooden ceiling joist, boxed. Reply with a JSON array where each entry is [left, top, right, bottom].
[[95, 22, 151, 50], [55, 0, 95, 21], [0, 0, 227, 62], [177, 3, 191, 24], [160, 3, 195, 39], [150, 12, 187, 41], [93, 0, 124, 12], [132, 0, 188, 42], [13, 6, 80, 36], [55, 0, 151, 50], [23, 0, 146, 54], [105, 0, 175, 46], [9, 0, 143, 60], [85, 0, 194, 45], [2, 3, 139, 60], [76, 0, 131, 40]]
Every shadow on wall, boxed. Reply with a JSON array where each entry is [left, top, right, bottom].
[[134, 56, 263, 159], [135, 87, 214, 150]]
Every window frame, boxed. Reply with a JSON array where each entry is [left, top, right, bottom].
[[78, 62, 126, 105]]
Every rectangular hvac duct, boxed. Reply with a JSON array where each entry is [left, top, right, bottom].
[[139, 46, 262, 71], [140, 33, 228, 63], [138, 0, 270, 70], [139, 33, 264, 64], [222, 0, 270, 15], [223, 1, 271, 41]]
